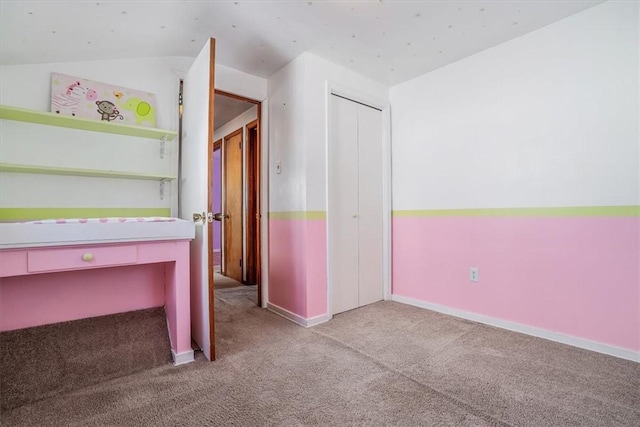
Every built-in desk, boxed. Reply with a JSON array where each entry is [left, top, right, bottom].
[[0, 219, 195, 366]]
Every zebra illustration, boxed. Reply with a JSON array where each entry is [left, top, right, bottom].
[[51, 81, 97, 116]]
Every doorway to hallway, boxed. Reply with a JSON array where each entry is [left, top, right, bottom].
[[210, 90, 262, 305]]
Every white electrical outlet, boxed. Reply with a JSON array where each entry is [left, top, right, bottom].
[[470, 267, 479, 282]]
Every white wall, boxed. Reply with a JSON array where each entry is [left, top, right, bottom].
[[303, 53, 389, 211], [266, 53, 389, 213], [391, 1, 639, 210], [0, 56, 193, 129], [216, 64, 267, 102], [267, 55, 308, 212], [0, 57, 193, 217]]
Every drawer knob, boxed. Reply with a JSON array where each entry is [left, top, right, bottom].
[[82, 253, 94, 262]]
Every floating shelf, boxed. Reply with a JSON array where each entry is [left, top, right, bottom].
[[0, 163, 176, 181], [0, 105, 177, 141]]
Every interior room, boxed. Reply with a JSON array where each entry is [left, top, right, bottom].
[[0, 1, 638, 425]]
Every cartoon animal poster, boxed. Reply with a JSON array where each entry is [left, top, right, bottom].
[[50, 72, 157, 127]]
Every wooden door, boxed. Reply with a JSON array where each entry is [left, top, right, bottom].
[[224, 129, 243, 282], [180, 38, 216, 360]]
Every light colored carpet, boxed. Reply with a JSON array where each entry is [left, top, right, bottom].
[[2, 286, 638, 426]]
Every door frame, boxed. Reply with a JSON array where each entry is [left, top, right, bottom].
[[246, 118, 261, 304], [325, 82, 392, 318], [209, 89, 263, 305], [209, 139, 222, 273]]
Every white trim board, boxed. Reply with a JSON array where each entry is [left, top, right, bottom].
[[307, 313, 333, 327], [171, 349, 195, 366], [166, 314, 195, 366], [267, 303, 332, 328], [391, 294, 639, 363]]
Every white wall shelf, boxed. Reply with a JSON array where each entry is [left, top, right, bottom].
[[0, 105, 177, 141], [0, 104, 177, 184], [0, 163, 176, 181]]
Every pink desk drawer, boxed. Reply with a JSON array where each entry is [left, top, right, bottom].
[[27, 245, 138, 273]]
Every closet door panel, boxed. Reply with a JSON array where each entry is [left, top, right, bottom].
[[357, 105, 384, 307], [329, 95, 359, 315]]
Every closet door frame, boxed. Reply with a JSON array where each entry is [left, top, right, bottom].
[[325, 81, 391, 318]]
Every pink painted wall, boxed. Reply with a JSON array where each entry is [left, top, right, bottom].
[[392, 216, 640, 351], [268, 219, 308, 317], [306, 219, 327, 318], [268, 218, 327, 320], [0, 263, 165, 331]]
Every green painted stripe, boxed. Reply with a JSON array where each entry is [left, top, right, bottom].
[[393, 206, 640, 217], [0, 208, 171, 221], [269, 211, 327, 220], [0, 105, 177, 140]]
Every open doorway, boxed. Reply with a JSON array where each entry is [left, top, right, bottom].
[[209, 90, 261, 304]]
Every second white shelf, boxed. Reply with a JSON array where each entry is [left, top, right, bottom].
[[0, 163, 176, 181]]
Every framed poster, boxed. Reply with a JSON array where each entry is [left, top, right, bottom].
[[50, 72, 157, 127]]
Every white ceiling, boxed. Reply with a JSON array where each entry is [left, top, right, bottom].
[[214, 93, 255, 130], [0, 0, 603, 86]]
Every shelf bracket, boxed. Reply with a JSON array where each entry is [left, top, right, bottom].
[[159, 179, 168, 200], [160, 136, 167, 159]]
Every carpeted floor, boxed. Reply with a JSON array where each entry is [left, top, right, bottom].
[[1, 286, 638, 426], [214, 272, 244, 290], [0, 307, 172, 412]]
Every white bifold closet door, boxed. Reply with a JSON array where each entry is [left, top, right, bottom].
[[329, 94, 383, 315]]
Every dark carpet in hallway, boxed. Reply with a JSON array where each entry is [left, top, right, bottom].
[[214, 272, 244, 290]]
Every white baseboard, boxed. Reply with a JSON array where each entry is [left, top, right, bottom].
[[306, 313, 333, 327], [391, 294, 639, 363], [267, 303, 307, 326], [165, 317, 194, 366], [267, 303, 332, 328], [172, 349, 195, 366]]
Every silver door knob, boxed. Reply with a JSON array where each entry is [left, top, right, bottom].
[[193, 212, 212, 223]]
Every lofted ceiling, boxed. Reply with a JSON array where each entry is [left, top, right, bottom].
[[214, 94, 255, 131], [0, 0, 603, 86]]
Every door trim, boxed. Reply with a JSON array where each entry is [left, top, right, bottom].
[[211, 139, 222, 274], [246, 118, 262, 304], [206, 39, 216, 360], [325, 82, 391, 318]]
